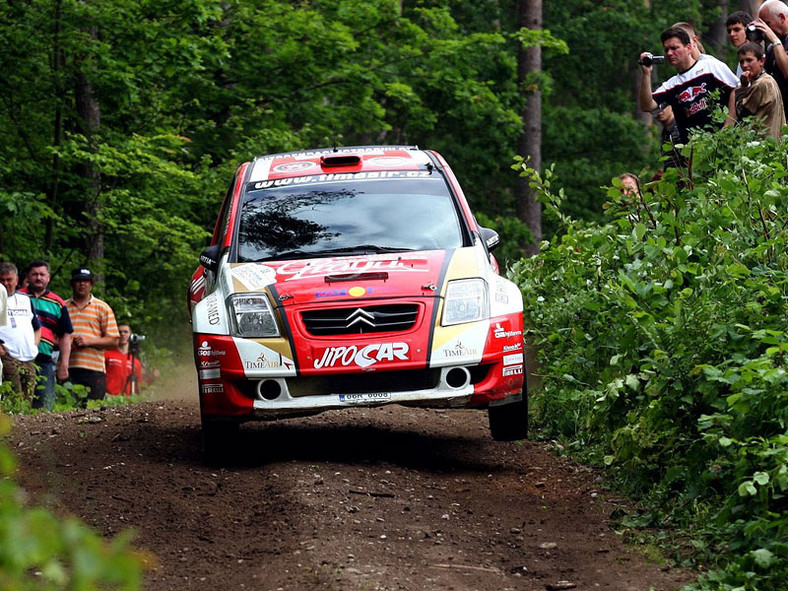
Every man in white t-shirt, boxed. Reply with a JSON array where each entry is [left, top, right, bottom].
[[0, 262, 41, 400], [0, 283, 6, 385]]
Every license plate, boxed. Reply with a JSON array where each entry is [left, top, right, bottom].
[[338, 393, 392, 404]]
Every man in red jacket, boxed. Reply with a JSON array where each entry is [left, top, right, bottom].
[[105, 323, 145, 396]]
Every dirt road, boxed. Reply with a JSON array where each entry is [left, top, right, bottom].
[[10, 398, 691, 590]]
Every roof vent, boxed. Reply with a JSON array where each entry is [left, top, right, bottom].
[[320, 154, 361, 168]]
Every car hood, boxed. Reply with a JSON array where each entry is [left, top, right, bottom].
[[227, 249, 465, 306]]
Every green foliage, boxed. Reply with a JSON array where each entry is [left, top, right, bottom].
[[512, 124, 788, 589], [0, 414, 146, 589], [0, 0, 531, 351]]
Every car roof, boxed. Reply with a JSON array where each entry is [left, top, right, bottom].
[[247, 145, 437, 182]]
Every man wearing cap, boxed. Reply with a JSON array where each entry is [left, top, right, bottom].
[[65, 267, 119, 403]]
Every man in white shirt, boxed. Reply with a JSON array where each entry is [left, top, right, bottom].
[[0, 262, 41, 401], [0, 283, 6, 385]]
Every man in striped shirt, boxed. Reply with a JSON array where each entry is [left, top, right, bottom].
[[66, 267, 119, 404], [20, 260, 73, 410]]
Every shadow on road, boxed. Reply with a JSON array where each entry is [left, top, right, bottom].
[[140, 410, 517, 475]]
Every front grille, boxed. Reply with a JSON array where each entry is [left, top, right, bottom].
[[301, 304, 419, 336], [288, 368, 441, 397]]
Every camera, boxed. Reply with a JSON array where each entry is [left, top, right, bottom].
[[129, 333, 146, 352], [638, 53, 666, 67], [650, 102, 669, 117], [746, 24, 765, 43]]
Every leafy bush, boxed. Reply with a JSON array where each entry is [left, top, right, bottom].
[[512, 124, 788, 590], [0, 414, 147, 589]]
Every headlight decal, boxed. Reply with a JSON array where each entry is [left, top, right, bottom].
[[441, 278, 489, 326], [228, 293, 280, 338]]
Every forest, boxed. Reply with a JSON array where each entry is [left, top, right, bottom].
[[0, 0, 752, 345], [1, 0, 785, 589]]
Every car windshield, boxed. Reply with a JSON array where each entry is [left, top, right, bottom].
[[236, 174, 465, 262]]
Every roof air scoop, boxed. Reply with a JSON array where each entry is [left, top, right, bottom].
[[320, 154, 361, 168]]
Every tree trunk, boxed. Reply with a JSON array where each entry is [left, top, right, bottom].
[[515, 0, 542, 257], [74, 26, 104, 268], [47, 0, 64, 253], [706, 0, 730, 55], [742, 0, 759, 16]]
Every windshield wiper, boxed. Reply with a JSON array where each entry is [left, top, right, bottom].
[[253, 245, 415, 262], [319, 245, 415, 255]]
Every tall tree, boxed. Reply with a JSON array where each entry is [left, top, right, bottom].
[[516, 0, 542, 257]]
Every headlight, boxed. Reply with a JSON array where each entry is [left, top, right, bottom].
[[228, 294, 280, 337], [441, 279, 489, 326]]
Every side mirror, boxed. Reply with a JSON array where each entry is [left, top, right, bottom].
[[479, 227, 500, 252], [199, 244, 222, 274]]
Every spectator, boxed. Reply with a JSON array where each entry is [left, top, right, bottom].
[[65, 267, 119, 404], [639, 27, 739, 148], [618, 173, 642, 199], [727, 11, 756, 76], [105, 323, 145, 396], [672, 21, 709, 60], [0, 262, 41, 402], [0, 282, 6, 386], [653, 103, 684, 169], [735, 41, 786, 138], [753, 0, 788, 115], [20, 260, 73, 410]]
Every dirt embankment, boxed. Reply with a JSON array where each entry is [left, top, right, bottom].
[[10, 392, 691, 590]]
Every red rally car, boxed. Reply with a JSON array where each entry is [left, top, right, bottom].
[[188, 146, 527, 458]]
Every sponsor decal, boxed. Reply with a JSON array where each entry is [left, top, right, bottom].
[[316, 289, 347, 298], [273, 161, 317, 173], [677, 83, 707, 103], [250, 170, 434, 190], [503, 343, 523, 353], [314, 342, 409, 369], [244, 352, 282, 370], [503, 365, 524, 377], [367, 156, 409, 167], [200, 368, 221, 380], [503, 353, 524, 366], [206, 295, 220, 325], [443, 341, 478, 358], [201, 383, 224, 394], [493, 323, 523, 339], [232, 264, 277, 290], [197, 341, 227, 358], [278, 258, 427, 282], [200, 359, 220, 369], [348, 286, 367, 297], [686, 98, 708, 116], [257, 147, 398, 162], [339, 392, 392, 403], [494, 281, 510, 304]]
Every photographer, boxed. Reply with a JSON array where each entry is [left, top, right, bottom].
[[726, 11, 756, 77], [639, 27, 739, 151], [105, 323, 154, 396], [753, 0, 788, 116]]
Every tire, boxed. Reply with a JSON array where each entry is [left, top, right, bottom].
[[488, 389, 529, 441], [201, 418, 239, 464]]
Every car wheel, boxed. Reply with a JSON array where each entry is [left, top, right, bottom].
[[201, 418, 239, 463], [488, 388, 528, 441]]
